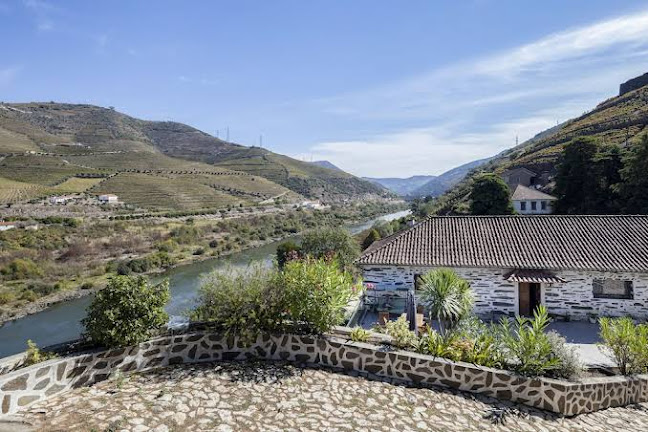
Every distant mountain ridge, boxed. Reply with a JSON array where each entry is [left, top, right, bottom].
[[363, 175, 436, 196], [410, 158, 492, 197]]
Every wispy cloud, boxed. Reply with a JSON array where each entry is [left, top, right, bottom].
[[23, 0, 61, 32], [0, 66, 21, 86], [300, 10, 648, 177]]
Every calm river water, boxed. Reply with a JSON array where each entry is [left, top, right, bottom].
[[0, 210, 410, 357]]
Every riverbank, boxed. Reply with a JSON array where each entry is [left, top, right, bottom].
[[0, 206, 410, 330]]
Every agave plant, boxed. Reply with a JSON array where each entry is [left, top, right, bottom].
[[419, 268, 473, 336]]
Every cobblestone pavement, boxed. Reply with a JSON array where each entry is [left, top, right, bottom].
[[17, 361, 648, 432]]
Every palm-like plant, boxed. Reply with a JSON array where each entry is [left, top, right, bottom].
[[419, 268, 473, 336]]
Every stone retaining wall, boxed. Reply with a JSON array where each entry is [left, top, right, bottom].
[[1, 331, 647, 418]]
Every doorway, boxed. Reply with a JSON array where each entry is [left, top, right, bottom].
[[518, 282, 542, 317]]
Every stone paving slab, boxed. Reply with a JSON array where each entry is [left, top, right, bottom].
[[16, 361, 648, 432]]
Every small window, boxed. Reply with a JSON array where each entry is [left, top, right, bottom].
[[593, 279, 633, 299], [520, 201, 527, 211], [541, 201, 547, 210], [531, 201, 537, 210]]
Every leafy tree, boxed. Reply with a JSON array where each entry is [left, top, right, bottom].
[[592, 143, 624, 213], [276, 240, 302, 269], [554, 137, 599, 214], [82, 275, 170, 347], [300, 227, 360, 273], [419, 268, 473, 336], [361, 229, 381, 250], [469, 174, 514, 215], [620, 134, 648, 214]]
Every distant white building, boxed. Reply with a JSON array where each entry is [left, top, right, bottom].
[[49, 196, 68, 205], [0, 222, 16, 231], [301, 200, 323, 209], [98, 194, 119, 204], [511, 185, 557, 215]]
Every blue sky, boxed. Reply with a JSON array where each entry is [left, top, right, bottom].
[[2, 1, 648, 177]]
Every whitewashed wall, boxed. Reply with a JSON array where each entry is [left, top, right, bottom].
[[360, 265, 648, 320]]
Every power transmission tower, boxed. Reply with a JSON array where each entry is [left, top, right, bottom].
[[226, 127, 230, 142]]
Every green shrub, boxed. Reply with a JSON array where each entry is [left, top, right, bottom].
[[350, 326, 371, 342], [383, 316, 418, 349], [1, 258, 44, 280], [190, 259, 359, 341], [23, 340, 57, 366], [80, 281, 94, 290], [499, 306, 561, 377], [0, 291, 16, 305], [278, 258, 358, 334], [20, 289, 38, 302], [190, 264, 284, 343], [276, 240, 301, 269], [599, 316, 648, 375], [546, 331, 583, 380], [82, 275, 170, 348]]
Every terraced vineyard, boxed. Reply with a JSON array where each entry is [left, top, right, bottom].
[[91, 173, 246, 210], [0, 177, 49, 204]]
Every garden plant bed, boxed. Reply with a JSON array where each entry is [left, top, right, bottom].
[[1, 328, 647, 418]]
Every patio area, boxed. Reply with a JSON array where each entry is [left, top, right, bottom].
[[348, 294, 613, 368]]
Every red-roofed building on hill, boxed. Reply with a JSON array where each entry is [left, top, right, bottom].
[[354, 215, 648, 323]]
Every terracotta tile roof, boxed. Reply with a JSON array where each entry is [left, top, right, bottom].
[[356, 215, 648, 273], [510, 185, 557, 201]]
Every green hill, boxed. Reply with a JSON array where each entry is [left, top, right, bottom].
[[0, 102, 389, 209], [432, 78, 648, 214]]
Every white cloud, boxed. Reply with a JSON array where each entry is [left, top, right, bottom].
[[0, 66, 21, 86], [301, 9, 648, 177]]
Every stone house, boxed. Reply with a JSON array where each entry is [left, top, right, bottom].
[[511, 184, 557, 214], [356, 215, 648, 321], [501, 167, 538, 190]]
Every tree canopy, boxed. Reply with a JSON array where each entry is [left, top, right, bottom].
[[620, 134, 648, 214], [469, 173, 514, 215]]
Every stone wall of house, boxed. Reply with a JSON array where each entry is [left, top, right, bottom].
[[360, 266, 648, 320], [361, 266, 517, 317], [2, 330, 648, 418], [544, 270, 648, 320]]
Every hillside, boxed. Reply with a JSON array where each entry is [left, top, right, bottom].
[[363, 175, 436, 196], [0, 103, 388, 210], [310, 160, 343, 171], [433, 75, 648, 214]]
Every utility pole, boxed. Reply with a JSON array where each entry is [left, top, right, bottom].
[[515, 135, 519, 146]]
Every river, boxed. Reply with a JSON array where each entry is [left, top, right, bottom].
[[0, 210, 410, 357]]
